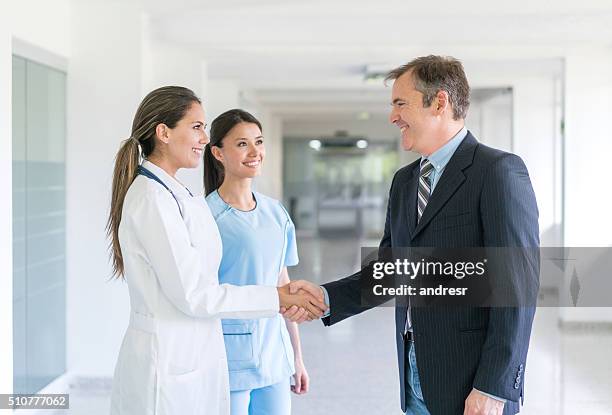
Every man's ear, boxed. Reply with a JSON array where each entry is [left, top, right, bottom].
[[434, 90, 450, 115], [155, 123, 170, 144], [210, 145, 224, 163]]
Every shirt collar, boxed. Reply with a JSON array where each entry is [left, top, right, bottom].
[[141, 159, 192, 197], [422, 127, 468, 172]]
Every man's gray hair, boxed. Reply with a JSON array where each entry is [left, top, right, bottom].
[[385, 55, 470, 120]]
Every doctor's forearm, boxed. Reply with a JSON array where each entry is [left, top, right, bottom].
[[277, 267, 290, 286]]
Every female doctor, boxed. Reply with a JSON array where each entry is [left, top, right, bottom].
[[106, 86, 325, 415]]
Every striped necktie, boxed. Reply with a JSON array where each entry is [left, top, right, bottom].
[[417, 159, 434, 222], [405, 158, 434, 335]]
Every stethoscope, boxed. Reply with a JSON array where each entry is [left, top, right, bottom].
[[137, 165, 193, 218]]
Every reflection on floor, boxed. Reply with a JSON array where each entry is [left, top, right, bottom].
[[64, 236, 612, 415]]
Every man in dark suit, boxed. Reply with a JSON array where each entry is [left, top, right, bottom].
[[285, 55, 539, 415]]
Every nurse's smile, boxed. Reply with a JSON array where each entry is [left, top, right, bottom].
[[243, 160, 260, 168]]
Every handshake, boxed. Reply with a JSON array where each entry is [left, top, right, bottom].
[[277, 280, 327, 323]]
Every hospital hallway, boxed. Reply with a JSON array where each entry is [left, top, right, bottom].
[[59, 235, 612, 415], [5, 1, 612, 413]]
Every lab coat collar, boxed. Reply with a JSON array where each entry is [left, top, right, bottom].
[[141, 160, 193, 197]]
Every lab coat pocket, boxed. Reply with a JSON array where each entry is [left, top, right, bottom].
[[157, 368, 203, 415], [222, 320, 259, 371]]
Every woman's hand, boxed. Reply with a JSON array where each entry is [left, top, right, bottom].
[[291, 358, 309, 395], [281, 305, 310, 323]]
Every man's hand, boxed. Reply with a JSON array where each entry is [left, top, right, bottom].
[[280, 280, 327, 323], [289, 280, 325, 300], [277, 282, 327, 323], [464, 389, 504, 415]]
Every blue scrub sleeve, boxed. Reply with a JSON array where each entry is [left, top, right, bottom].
[[284, 217, 299, 267], [279, 203, 299, 267]]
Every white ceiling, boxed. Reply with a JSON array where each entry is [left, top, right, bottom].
[[138, 0, 612, 119]]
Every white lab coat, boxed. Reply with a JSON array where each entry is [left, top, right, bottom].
[[110, 160, 279, 415]]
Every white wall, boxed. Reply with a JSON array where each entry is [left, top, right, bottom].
[[0, 15, 14, 397], [66, 1, 143, 376], [206, 79, 240, 121], [564, 50, 612, 247], [8, 0, 71, 58], [256, 110, 283, 199], [560, 49, 612, 324], [468, 91, 513, 153], [142, 40, 207, 99], [141, 25, 209, 194]]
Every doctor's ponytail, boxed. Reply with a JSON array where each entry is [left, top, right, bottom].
[[107, 137, 140, 279], [107, 86, 201, 278]]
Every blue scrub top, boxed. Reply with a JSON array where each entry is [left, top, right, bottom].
[[206, 190, 299, 391]]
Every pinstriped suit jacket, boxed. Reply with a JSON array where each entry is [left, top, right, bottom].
[[322, 132, 540, 415]]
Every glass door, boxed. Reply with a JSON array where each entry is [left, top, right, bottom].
[[12, 55, 67, 393]]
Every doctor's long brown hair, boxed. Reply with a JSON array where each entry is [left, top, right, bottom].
[[106, 86, 201, 278]]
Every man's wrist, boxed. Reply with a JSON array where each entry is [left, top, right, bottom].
[[473, 388, 507, 403], [320, 286, 331, 317]]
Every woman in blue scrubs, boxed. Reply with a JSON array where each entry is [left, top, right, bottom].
[[203, 109, 310, 415]]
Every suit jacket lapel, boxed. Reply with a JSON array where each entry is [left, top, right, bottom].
[[411, 133, 478, 240], [402, 164, 420, 240]]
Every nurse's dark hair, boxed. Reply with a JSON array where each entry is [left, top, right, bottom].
[[106, 86, 201, 278], [203, 109, 262, 196]]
